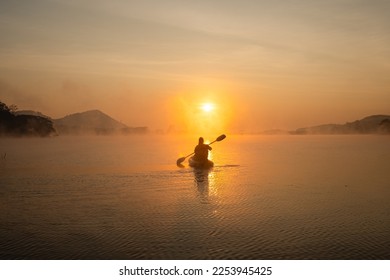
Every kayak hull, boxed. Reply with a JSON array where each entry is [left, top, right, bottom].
[[189, 157, 214, 169]]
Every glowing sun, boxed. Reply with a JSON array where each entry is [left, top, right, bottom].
[[201, 102, 215, 112]]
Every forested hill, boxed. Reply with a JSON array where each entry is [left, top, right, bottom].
[[0, 101, 56, 137], [293, 115, 390, 135]]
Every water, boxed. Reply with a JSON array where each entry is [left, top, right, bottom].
[[0, 135, 389, 259]]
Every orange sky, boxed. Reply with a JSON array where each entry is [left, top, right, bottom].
[[1, 0, 389, 133]]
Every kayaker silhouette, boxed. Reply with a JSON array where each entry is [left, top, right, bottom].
[[194, 137, 212, 162], [176, 134, 225, 168]]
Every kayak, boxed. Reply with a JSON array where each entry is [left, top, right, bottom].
[[189, 157, 214, 169], [188, 156, 214, 169]]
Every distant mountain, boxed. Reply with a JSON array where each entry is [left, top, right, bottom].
[[292, 115, 390, 135], [53, 110, 148, 135]]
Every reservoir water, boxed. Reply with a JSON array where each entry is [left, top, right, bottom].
[[0, 135, 389, 259]]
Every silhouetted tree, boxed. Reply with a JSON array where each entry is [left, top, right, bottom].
[[0, 101, 14, 134], [9, 104, 18, 113]]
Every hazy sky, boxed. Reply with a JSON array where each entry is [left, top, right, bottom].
[[1, 0, 389, 133]]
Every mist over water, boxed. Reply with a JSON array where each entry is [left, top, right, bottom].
[[1, 135, 389, 259]]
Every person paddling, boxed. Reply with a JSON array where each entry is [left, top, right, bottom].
[[194, 137, 212, 162], [176, 134, 226, 167]]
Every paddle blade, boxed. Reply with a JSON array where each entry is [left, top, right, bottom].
[[216, 134, 226, 141], [176, 157, 186, 166]]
